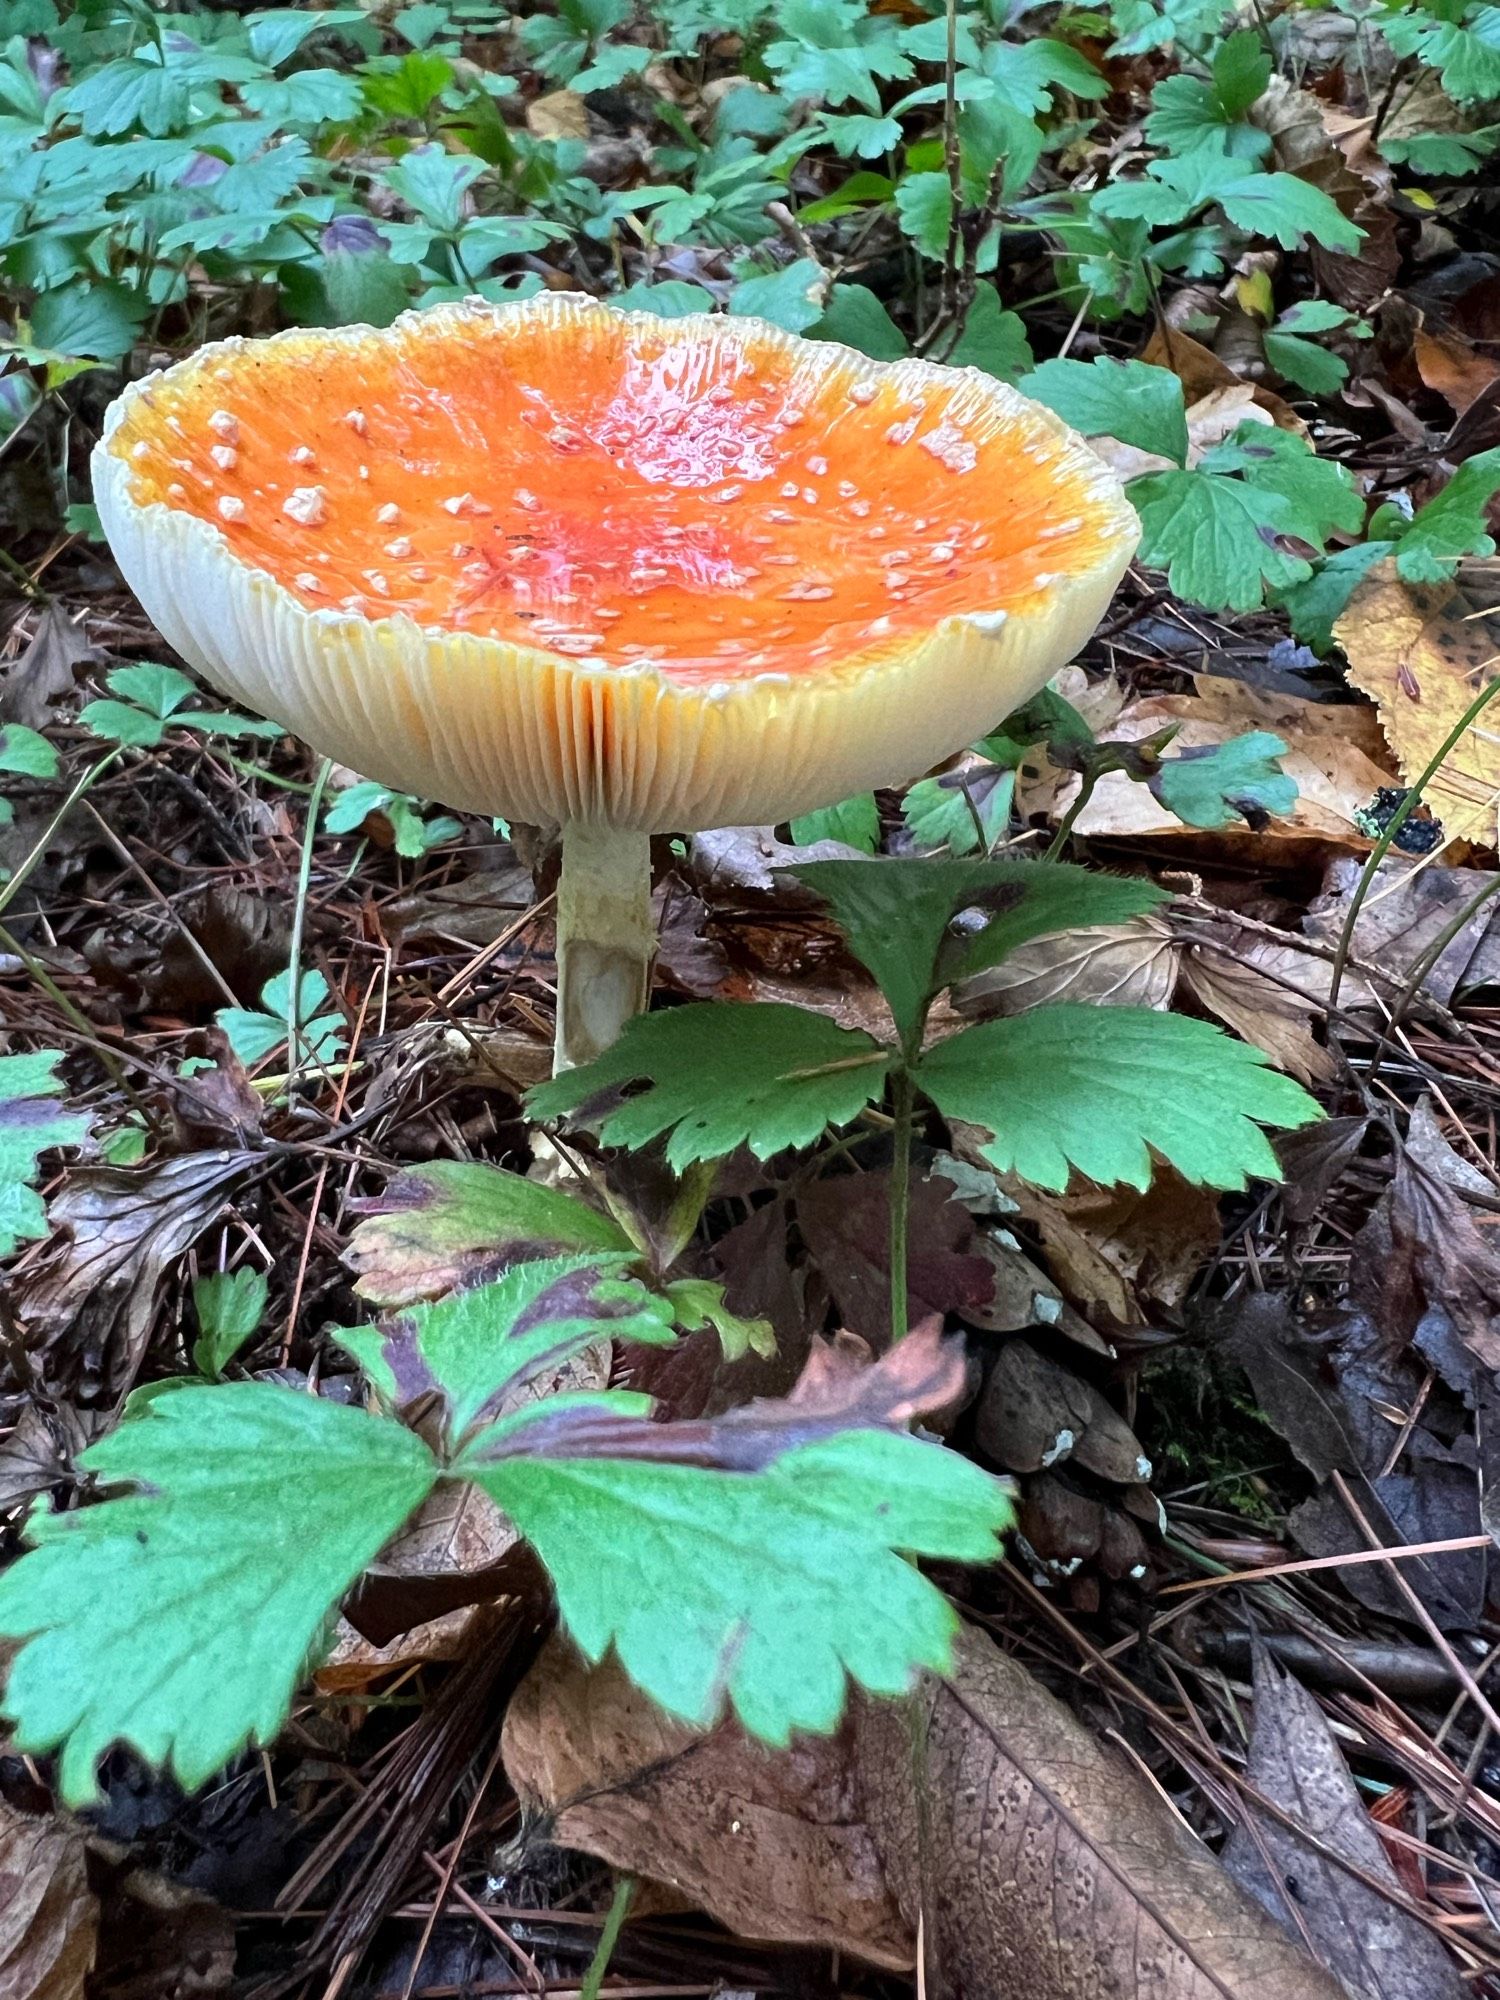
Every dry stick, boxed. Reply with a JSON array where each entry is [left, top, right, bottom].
[[1331, 1472, 1500, 1742], [1159, 1531, 1495, 1597], [1328, 674, 1500, 1012], [82, 798, 241, 1007], [400, 1738, 510, 2000]]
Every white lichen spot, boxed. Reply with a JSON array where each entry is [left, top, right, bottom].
[[1129, 1563, 1148, 1580], [807, 455, 828, 476], [886, 419, 918, 446], [801, 487, 818, 506], [210, 444, 238, 472], [130, 440, 151, 461], [345, 409, 367, 434], [358, 465, 371, 481], [168, 482, 188, 500], [869, 615, 893, 637], [376, 502, 401, 525], [294, 572, 323, 594], [849, 498, 871, 518], [385, 537, 413, 558], [289, 445, 316, 467], [207, 410, 238, 443], [363, 570, 390, 595], [929, 543, 957, 563], [779, 480, 800, 500], [516, 489, 540, 512], [883, 570, 910, 589], [847, 382, 877, 406], [837, 479, 858, 499], [217, 495, 246, 521], [283, 486, 327, 526], [442, 493, 485, 516], [1033, 1294, 1062, 1325], [1136, 1454, 1153, 1480]]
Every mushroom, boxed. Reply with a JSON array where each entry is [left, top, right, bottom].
[[93, 296, 1138, 1071]]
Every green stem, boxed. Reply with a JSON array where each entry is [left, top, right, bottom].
[[1044, 767, 1099, 862], [285, 758, 333, 1082], [554, 824, 654, 1074], [1328, 675, 1500, 1011], [580, 1876, 634, 2000], [888, 1063, 915, 1344]]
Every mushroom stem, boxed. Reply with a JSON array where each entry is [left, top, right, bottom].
[[554, 824, 654, 1073]]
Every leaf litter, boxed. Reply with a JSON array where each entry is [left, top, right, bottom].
[[7, 7, 1500, 1997]]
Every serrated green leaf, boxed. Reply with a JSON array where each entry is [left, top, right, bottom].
[[25, 280, 147, 365], [1380, 126, 1499, 175], [902, 763, 1014, 856], [104, 663, 197, 718], [789, 858, 1167, 1041], [216, 968, 346, 1069], [0, 1385, 436, 1803], [1379, 6, 1500, 105], [78, 699, 165, 748], [893, 171, 951, 258], [946, 288, 1033, 384], [1151, 731, 1297, 829], [1019, 356, 1188, 465], [1394, 447, 1500, 582], [0, 724, 58, 781], [1131, 468, 1310, 611], [811, 285, 908, 361], [337, 1254, 676, 1445], [1262, 330, 1348, 396], [788, 793, 882, 850], [1214, 170, 1363, 252], [460, 1350, 1010, 1742], [1198, 423, 1363, 544], [915, 1006, 1320, 1192], [729, 257, 827, 331], [528, 1004, 890, 1168], [191, 1268, 268, 1378]]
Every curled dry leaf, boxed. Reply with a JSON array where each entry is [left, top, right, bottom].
[[1303, 855, 1498, 1005], [0, 1796, 97, 2000], [1140, 327, 1308, 438], [858, 1622, 1347, 2000], [501, 1636, 913, 1971], [1336, 567, 1500, 849], [1178, 927, 1339, 1085], [795, 1170, 995, 1347], [1223, 1649, 1467, 2000]]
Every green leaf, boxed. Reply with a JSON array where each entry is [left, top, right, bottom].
[[337, 1254, 677, 1445], [663, 1277, 776, 1360], [528, 1004, 891, 1169], [381, 147, 486, 231], [893, 172, 950, 259], [902, 764, 1014, 857], [915, 1006, 1320, 1192], [25, 280, 147, 364], [788, 858, 1166, 1042], [946, 288, 1033, 384], [0, 1384, 436, 1804], [0, 1051, 90, 1258], [728, 258, 827, 331], [1213, 170, 1363, 253], [1394, 447, 1500, 582], [458, 1329, 1011, 1743], [216, 969, 346, 1069], [1263, 330, 1348, 395], [103, 663, 198, 719], [1380, 126, 1499, 176], [1018, 357, 1188, 465], [78, 700, 165, 748], [1131, 468, 1310, 611], [0, 724, 57, 781], [191, 1269, 269, 1379], [1379, 6, 1500, 105], [788, 793, 882, 850], [1151, 731, 1297, 829], [1143, 30, 1271, 159], [611, 280, 717, 318], [344, 1161, 632, 1308], [811, 285, 908, 361], [1197, 422, 1364, 544]]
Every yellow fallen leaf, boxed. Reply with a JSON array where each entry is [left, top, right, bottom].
[[1335, 563, 1500, 849]]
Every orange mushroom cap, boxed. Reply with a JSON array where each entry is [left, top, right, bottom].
[[94, 295, 1138, 832]]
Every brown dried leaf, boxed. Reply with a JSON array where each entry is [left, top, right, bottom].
[[1385, 1097, 1500, 1378], [0, 603, 95, 730], [1303, 855, 1498, 1004], [955, 912, 1180, 1015], [1004, 1172, 1223, 1325], [1140, 327, 1308, 435], [0, 1797, 97, 2000], [795, 1170, 995, 1346], [1179, 928, 1339, 1085], [17, 1151, 255, 1398], [1336, 566, 1500, 848], [974, 1340, 1151, 1483], [858, 1623, 1347, 2000], [1416, 325, 1500, 420], [1223, 1650, 1467, 2000], [502, 1636, 914, 1970]]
